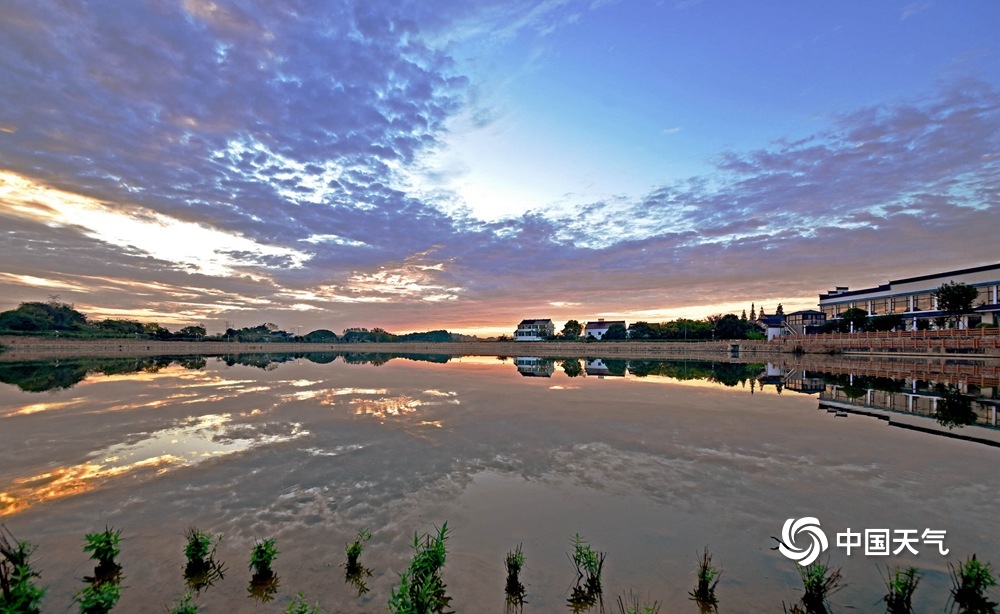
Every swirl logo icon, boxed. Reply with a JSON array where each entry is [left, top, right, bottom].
[[777, 517, 828, 566]]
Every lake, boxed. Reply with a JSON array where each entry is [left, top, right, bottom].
[[1, 353, 998, 612]]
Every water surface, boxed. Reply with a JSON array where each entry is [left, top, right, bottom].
[[1, 354, 997, 612]]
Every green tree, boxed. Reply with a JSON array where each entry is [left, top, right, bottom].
[[560, 319, 582, 340], [934, 282, 980, 328], [713, 313, 748, 339], [176, 325, 207, 339], [303, 329, 339, 343], [602, 323, 627, 340]]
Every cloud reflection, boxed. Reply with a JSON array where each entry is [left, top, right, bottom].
[[0, 413, 305, 517]]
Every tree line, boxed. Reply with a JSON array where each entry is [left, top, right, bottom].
[[0, 301, 469, 343]]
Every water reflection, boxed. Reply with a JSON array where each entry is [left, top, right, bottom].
[[0, 352, 998, 611]]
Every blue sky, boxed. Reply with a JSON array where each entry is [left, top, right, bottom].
[[1, 1, 998, 335]]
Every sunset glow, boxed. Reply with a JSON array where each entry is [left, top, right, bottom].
[[1, 2, 998, 335]]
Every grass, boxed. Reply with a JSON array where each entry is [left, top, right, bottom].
[[249, 538, 279, 577], [569, 534, 605, 594], [504, 544, 526, 611], [387, 522, 452, 614], [0, 524, 46, 614], [166, 592, 198, 614], [616, 590, 661, 614], [881, 566, 920, 614], [182, 528, 225, 592], [689, 547, 721, 608], [83, 528, 121, 569], [342, 526, 373, 596], [345, 528, 371, 570], [285, 592, 322, 614], [948, 554, 998, 613], [74, 581, 121, 614], [797, 562, 844, 614]]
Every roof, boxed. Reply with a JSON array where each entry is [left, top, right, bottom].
[[819, 262, 1000, 301], [584, 320, 626, 330], [787, 310, 825, 316], [759, 314, 786, 326], [517, 319, 553, 326]]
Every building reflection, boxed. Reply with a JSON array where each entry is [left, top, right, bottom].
[[514, 357, 555, 377]]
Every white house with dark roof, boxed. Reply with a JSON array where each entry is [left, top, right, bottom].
[[514, 319, 554, 341], [584, 318, 626, 340]]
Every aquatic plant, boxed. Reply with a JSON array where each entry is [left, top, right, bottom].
[[0, 524, 45, 614], [569, 534, 605, 593], [182, 528, 225, 592], [83, 527, 122, 585], [249, 538, 279, 577], [345, 529, 371, 570], [387, 522, 452, 614], [615, 590, 661, 614], [344, 529, 373, 597], [504, 544, 526, 611], [74, 581, 121, 614], [797, 562, 843, 614], [689, 546, 721, 608], [286, 592, 322, 614], [948, 554, 998, 613], [881, 565, 920, 614], [83, 528, 121, 570], [166, 592, 198, 614]]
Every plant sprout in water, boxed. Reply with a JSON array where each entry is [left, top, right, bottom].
[[0, 524, 46, 614], [73, 581, 121, 614], [82, 527, 122, 586], [387, 522, 452, 614], [248, 538, 280, 603], [948, 554, 998, 614], [504, 544, 526, 613], [183, 528, 226, 593], [343, 529, 373, 597], [689, 547, 720, 612], [616, 590, 661, 614], [881, 565, 920, 614], [286, 591, 322, 614], [567, 534, 605, 613]]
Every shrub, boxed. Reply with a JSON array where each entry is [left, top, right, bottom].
[[948, 554, 998, 613]]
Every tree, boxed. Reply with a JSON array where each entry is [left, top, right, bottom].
[[176, 325, 207, 339], [749, 304, 756, 321], [869, 314, 903, 332], [560, 319, 582, 340], [740, 310, 747, 322], [841, 307, 869, 333], [561, 359, 583, 378], [775, 303, 784, 315], [602, 323, 627, 340], [933, 282, 979, 328], [713, 314, 748, 339]]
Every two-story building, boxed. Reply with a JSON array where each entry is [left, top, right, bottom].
[[818, 263, 1000, 330], [514, 319, 555, 341]]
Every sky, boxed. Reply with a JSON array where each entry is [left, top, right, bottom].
[[1, 0, 998, 337]]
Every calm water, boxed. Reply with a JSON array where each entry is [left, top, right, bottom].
[[1, 354, 998, 612]]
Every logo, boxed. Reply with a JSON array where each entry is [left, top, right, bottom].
[[776, 517, 828, 566]]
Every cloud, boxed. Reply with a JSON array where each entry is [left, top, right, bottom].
[[0, 2, 997, 333]]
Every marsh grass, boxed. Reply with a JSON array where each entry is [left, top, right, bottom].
[[387, 522, 452, 614], [74, 581, 121, 614], [248, 538, 280, 603], [343, 528, 373, 595], [615, 590, 661, 614], [182, 528, 225, 593], [285, 591, 322, 614], [504, 544, 526, 613], [689, 547, 721, 610], [948, 554, 998, 613], [345, 529, 371, 570], [166, 591, 198, 614], [797, 562, 844, 614], [880, 566, 920, 614], [567, 534, 605, 613], [0, 524, 45, 614]]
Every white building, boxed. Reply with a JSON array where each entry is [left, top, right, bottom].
[[514, 319, 555, 341], [818, 263, 1000, 329], [584, 319, 626, 340]]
